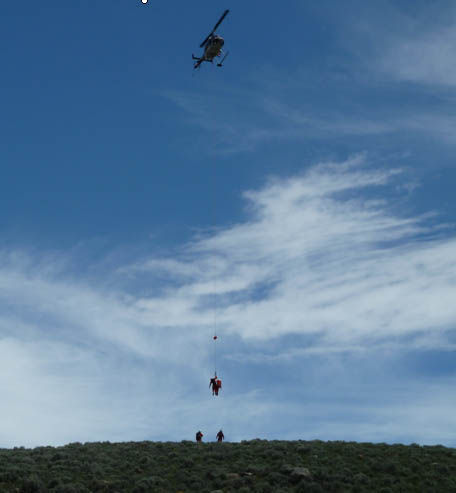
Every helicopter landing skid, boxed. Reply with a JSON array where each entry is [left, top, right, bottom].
[[217, 51, 229, 67]]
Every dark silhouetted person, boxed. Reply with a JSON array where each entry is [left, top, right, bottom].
[[196, 430, 203, 443], [210, 375, 218, 395], [216, 429, 224, 442]]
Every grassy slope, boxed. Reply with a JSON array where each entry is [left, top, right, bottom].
[[0, 439, 455, 492]]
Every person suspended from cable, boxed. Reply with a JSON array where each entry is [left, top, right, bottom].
[[209, 374, 222, 396], [209, 374, 218, 396], [216, 429, 225, 442], [209, 375, 216, 393], [210, 331, 222, 395], [196, 430, 203, 443]]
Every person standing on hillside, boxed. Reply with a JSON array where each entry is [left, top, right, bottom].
[[216, 429, 224, 442], [196, 430, 203, 443]]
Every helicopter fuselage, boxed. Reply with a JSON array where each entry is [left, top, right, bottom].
[[203, 35, 224, 61]]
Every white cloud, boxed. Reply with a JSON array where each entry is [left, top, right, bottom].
[[379, 24, 456, 87], [132, 156, 455, 349]]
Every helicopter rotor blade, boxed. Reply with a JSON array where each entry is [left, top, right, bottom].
[[212, 9, 229, 34], [199, 35, 211, 49], [200, 9, 229, 48]]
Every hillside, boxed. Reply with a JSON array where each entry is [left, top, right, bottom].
[[0, 439, 455, 492]]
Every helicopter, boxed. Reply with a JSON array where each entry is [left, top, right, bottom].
[[192, 9, 230, 69]]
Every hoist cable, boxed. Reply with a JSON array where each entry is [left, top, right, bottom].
[[212, 159, 218, 377]]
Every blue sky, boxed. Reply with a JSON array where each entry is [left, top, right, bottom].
[[1, 0, 456, 447]]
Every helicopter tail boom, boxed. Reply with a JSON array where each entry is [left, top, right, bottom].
[[192, 55, 204, 69]]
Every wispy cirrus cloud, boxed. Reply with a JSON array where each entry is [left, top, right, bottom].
[[317, 1, 456, 89], [130, 155, 456, 350], [165, 91, 286, 153], [5, 154, 454, 354], [378, 22, 456, 87], [166, 90, 398, 154], [167, 84, 456, 155]]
